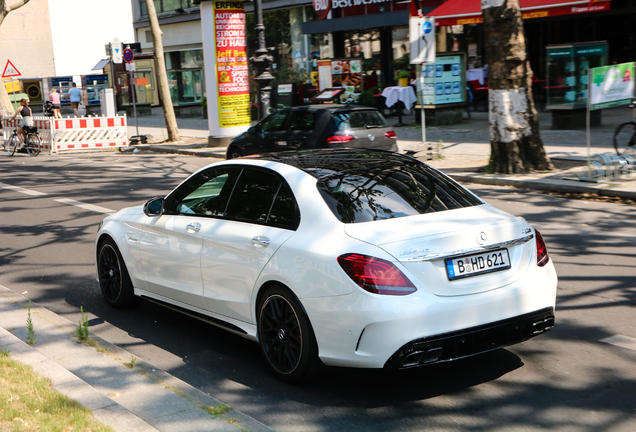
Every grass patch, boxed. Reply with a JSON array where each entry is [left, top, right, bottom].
[[0, 354, 114, 431]]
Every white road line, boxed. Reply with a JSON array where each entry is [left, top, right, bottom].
[[600, 335, 636, 352], [0, 182, 48, 196], [55, 198, 116, 215]]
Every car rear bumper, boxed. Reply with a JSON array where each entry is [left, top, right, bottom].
[[384, 307, 554, 369], [302, 260, 557, 369]]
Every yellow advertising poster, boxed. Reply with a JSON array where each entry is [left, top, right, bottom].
[[214, 1, 250, 128]]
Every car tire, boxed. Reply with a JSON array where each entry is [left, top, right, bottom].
[[97, 238, 139, 308], [257, 285, 324, 383], [226, 146, 243, 159]]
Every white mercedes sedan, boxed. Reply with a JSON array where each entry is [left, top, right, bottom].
[[96, 149, 557, 382]]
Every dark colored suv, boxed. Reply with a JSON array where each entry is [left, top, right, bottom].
[[226, 105, 398, 159]]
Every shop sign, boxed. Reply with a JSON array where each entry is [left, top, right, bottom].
[[213, 1, 250, 128], [589, 62, 635, 111], [314, 0, 330, 19], [314, 0, 390, 15]]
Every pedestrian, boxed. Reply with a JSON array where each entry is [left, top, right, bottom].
[[49, 88, 62, 118], [10, 98, 34, 147], [65, 82, 82, 117]]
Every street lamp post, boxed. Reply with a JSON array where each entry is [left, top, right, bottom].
[[249, 0, 274, 120]]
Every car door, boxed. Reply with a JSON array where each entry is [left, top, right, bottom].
[[248, 109, 290, 155], [201, 167, 300, 322], [286, 109, 316, 150], [139, 167, 239, 309]]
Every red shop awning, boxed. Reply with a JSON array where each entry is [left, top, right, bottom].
[[427, 0, 611, 26]]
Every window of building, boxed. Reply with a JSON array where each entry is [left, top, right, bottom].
[[165, 49, 205, 105], [140, 0, 196, 16]]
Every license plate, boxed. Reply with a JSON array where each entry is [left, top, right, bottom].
[[445, 249, 511, 280]]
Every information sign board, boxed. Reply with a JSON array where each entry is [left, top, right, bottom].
[[589, 62, 634, 111], [111, 38, 123, 64]]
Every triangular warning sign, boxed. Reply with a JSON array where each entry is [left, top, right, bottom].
[[2, 59, 21, 78]]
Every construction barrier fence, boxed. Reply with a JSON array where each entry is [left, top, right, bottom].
[[2, 115, 128, 154]]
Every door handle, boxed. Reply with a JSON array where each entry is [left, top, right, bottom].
[[252, 236, 270, 247], [186, 222, 201, 233]]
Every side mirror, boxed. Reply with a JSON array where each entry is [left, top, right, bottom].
[[143, 197, 164, 217], [247, 127, 256, 134]]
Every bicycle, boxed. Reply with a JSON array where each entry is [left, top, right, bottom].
[[5, 127, 42, 157], [613, 103, 636, 156]]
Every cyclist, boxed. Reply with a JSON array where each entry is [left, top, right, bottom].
[[10, 98, 34, 147]]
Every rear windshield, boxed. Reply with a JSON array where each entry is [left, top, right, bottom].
[[332, 110, 388, 131], [317, 163, 483, 223]]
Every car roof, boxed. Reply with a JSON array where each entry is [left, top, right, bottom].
[[290, 104, 380, 113], [248, 149, 421, 179]]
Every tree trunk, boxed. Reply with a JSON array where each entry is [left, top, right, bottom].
[[146, 0, 180, 142], [482, 0, 552, 173], [0, 0, 31, 117]]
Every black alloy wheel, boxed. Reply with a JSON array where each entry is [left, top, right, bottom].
[[258, 286, 324, 382], [97, 239, 137, 308]]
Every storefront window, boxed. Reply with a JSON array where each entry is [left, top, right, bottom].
[[165, 49, 204, 105], [168, 70, 203, 105], [119, 71, 155, 105]]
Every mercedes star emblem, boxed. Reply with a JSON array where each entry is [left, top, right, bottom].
[[477, 231, 487, 245]]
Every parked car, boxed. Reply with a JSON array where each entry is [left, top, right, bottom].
[[96, 149, 557, 382], [226, 105, 398, 159]]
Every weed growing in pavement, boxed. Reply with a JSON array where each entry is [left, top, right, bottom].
[[26, 301, 36, 345], [76, 306, 89, 341], [124, 355, 137, 368], [204, 403, 232, 417], [1, 349, 9, 357]]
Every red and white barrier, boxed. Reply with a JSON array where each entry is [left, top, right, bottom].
[[2, 116, 54, 153], [2, 115, 128, 154], [52, 116, 128, 153]]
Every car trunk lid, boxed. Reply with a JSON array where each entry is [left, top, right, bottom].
[[344, 205, 535, 296]]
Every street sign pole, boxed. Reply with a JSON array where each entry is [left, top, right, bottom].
[[11, 77, 17, 110], [410, 17, 435, 150], [123, 46, 140, 139]]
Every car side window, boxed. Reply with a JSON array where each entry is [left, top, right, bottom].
[[259, 110, 289, 132], [225, 168, 300, 230], [288, 110, 315, 131], [268, 182, 300, 229], [165, 167, 237, 217]]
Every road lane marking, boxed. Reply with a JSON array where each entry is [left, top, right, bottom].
[[601, 335, 636, 352], [55, 198, 116, 215], [0, 182, 48, 196]]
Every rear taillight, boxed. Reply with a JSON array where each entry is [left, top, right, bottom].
[[385, 130, 396, 139], [536, 230, 550, 267], [326, 134, 355, 144], [337, 254, 416, 296]]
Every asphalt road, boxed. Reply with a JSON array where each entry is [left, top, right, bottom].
[[1, 152, 635, 432]]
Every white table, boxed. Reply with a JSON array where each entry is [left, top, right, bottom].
[[467, 68, 486, 86], [381, 86, 417, 109]]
